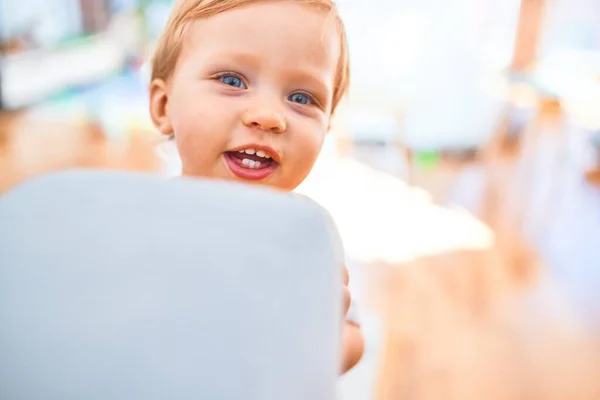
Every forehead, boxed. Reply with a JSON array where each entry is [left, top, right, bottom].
[[183, 2, 340, 79]]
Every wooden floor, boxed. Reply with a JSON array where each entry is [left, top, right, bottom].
[[325, 111, 600, 399]]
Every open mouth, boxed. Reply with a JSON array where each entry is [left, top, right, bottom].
[[223, 148, 279, 181]]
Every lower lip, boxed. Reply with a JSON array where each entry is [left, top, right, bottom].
[[223, 153, 278, 181]]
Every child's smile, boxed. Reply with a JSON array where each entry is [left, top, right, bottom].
[[223, 145, 280, 181]]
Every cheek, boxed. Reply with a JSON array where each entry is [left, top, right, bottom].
[[299, 132, 324, 163], [288, 122, 326, 181], [169, 88, 231, 168], [299, 117, 327, 156]]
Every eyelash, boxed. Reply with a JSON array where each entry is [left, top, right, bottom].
[[214, 72, 247, 89], [288, 92, 318, 107], [213, 72, 321, 108]]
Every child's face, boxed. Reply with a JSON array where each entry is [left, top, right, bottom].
[[153, 2, 341, 191]]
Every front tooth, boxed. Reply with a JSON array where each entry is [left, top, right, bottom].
[[256, 150, 266, 158], [238, 150, 245, 153], [264, 154, 271, 159], [253, 161, 262, 169], [242, 158, 252, 167], [244, 149, 256, 155]]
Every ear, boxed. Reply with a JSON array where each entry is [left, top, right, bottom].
[[149, 79, 173, 136]]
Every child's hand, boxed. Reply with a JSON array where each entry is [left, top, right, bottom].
[[341, 267, 364, 374]]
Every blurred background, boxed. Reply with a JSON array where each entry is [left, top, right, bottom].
[[1, 0, 600, 399]]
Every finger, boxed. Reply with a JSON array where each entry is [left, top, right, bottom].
[[340, 322, 365, 374]]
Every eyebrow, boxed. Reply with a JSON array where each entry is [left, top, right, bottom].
[[202, 51, 262, 70]]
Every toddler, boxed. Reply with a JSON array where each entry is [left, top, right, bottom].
[[148, 0, 363, 373]]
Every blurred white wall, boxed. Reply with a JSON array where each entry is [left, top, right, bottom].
[[338, 0, 522, 150], [541, 0, 600, 56]]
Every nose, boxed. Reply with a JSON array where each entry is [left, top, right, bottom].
[[242, 106, 287, 134]]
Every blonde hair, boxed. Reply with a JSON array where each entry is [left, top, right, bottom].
[[151, 0, 349, 113]]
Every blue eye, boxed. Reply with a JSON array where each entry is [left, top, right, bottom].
[[288, 93, 312, 105], [219, 75, 246, 89]]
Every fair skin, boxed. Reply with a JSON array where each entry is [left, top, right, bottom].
[[150, 1, 363, 373]]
